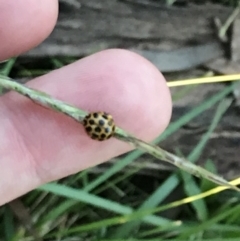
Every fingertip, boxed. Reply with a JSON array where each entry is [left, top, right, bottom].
[[66, 48, 172, 141], [27, 48, 172, 177], [0, 0, 58, 60], [30, 47, 172, 142], [0, 49, 172, 204]]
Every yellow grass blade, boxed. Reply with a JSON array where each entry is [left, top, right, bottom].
[[168, 74, 240, 87]]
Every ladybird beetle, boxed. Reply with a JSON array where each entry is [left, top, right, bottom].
[[83, 112, 115, 141]]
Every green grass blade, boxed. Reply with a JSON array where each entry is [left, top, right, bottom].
[[3, 206, 15, 241], [0, 58, 16, 94], [37, 200, 77, 226], [180, 99, 232, 221], [85, 83, 237, 192], [38, 183, 171, 227], [0, 58, 16, 76], [111, 98, 232, 238], [187, 99, 232, 161], [111, 174, 179, 238], [178, 204, 240, 239]]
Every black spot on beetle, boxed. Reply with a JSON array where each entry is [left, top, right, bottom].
[[105, 128, 110, 133], [101, 134, 106, 139], [92, 134, 99, 139], [89, 119, 95, 125], [95, 127, 101, 132], [99, 119, 105, 126], [86, 126, 92, 132], [93, 113, 98, 118]]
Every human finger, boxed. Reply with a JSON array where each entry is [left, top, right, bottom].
[[0, 0, 58, 61], [0, 49, 172, 205]]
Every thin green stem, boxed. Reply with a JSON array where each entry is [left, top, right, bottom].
[[0, 75, 239, 191]]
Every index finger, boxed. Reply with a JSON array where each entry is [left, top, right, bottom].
[[0, 49, 172, 205]]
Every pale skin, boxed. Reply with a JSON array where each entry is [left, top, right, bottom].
[[0, 0, 172, 206]]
